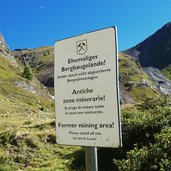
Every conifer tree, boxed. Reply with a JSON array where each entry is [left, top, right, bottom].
[[23, 66, 33, 80]]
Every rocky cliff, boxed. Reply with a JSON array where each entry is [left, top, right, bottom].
[[0, 34, 17, 66], [143, 67, 171, 94], [0, 34, 12, 58]]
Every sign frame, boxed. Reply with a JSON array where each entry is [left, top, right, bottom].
[[54, 27, 122, 148]]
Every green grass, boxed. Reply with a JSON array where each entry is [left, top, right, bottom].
[[0, 57, 20, 81], [0, 81, 54, 115], [0, 55, 80, 170], [129, 87, 160, 101], [0, 55, 54, 115], [0, 119, 80, 171], [119, 53, 158, 102], [162, 64, 171, 80], [27, 47, 54, 72], [48, 87, 54, 95], [119, 53, 153, 85]]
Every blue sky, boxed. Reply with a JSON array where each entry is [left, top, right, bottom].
[[0, 0, 171, 51]]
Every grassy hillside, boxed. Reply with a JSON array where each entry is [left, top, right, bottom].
[[0, 56, 53, 115], [119, 53, 160, 103], [0, 55, 82, 170], [0, 119, 80, 170], [162, 64, 171, 80]]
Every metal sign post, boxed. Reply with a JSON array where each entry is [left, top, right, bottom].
[[85, 147, 98, 171]]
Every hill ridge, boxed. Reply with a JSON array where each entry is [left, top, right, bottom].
[[123, 21, 171, 69]]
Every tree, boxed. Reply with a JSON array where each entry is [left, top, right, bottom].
[[23, 66, 33, 80]]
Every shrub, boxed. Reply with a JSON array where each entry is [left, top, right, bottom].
[[114, 96, 171, 170], [0, 131, 16, 146], [114, 128, 171, 170]]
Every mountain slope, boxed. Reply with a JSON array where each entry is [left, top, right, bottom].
[[0, 34, 54, 116], [119, 53, 160, 103], [0, 34, 80, 171], [14, 46, 164, 104], [124, 22, 171, 70], [13, 22, 171, 103], [13, 46, 54, 94]]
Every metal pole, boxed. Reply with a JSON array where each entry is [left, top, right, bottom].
[[85, 147, 98, 171]]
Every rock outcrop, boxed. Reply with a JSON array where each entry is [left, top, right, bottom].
[[0, 34, 13, 58], [144, 67, 171, 94], [13, 47, 53, 66]]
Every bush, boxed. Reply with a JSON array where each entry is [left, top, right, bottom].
[[0, 131, 16, 146], [114, 128, 171, 170], [114, 96, 171, 170]]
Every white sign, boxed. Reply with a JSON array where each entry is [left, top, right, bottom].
[[54, 27, 122, 147]]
